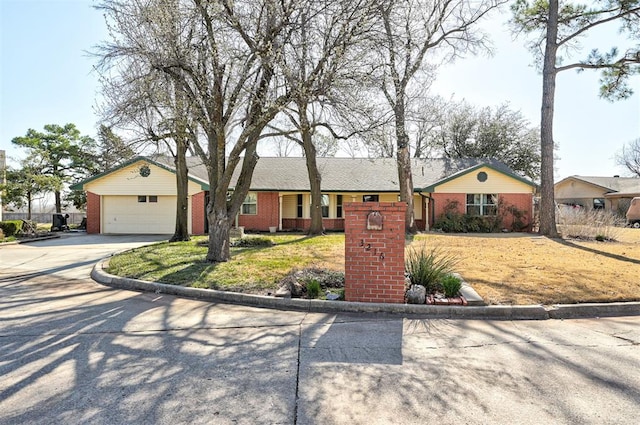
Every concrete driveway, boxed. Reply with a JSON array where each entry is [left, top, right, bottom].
[[1, 234, 640, 424]]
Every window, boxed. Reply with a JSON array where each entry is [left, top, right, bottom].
[[363, 194, 379, 203], [149, 196, 158, 203], [593, 198, 605, 210], [321, 195, 329, 218], [466, 194, 497, 216], [336, 195, 343, 218], [138, 196, 147, 203], [241, 193, 257, 215], [297, 194, 304, 218]]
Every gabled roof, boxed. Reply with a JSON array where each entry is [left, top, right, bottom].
[[69, 156, 209, 191], [420, 160, 537, 192], [73, 155, 535, 193], [228, 157, 533, 192], [555, 175, 640, 196]]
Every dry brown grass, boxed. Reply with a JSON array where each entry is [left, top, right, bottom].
[[411, 228, 640, 305], [110, 228, 640, 305]]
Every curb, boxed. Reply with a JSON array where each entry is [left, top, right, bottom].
[[546, 302, 640, 319], [91, 258, 640, 320], [0, 234, 61, 246]]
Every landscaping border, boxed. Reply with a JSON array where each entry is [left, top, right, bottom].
[[91, 257, 640, 320]]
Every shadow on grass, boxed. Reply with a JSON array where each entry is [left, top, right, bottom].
[[552, 238, 640, 266], [271, 234, 316, 246]]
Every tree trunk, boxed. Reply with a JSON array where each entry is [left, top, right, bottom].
[[27, 191, 32, 221], [54, 190, 62, 214], [207, 209, 231, 262], [394, 96, 417, 234], [299, 102, 324, 236], [539, 0, 560, 237], [170, 138, 190, 242]]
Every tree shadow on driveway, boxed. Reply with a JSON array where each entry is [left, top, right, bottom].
[[0, 271, 301, 425]]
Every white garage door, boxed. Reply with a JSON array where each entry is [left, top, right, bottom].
[[103, 195, 175, 234]]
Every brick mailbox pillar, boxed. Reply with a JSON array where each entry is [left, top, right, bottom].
[[344, 202, 406, 303]]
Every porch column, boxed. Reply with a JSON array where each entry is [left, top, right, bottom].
[[278, 194, 283, 231]]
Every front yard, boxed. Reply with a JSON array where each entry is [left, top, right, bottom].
[[107, 228, 640, 305]]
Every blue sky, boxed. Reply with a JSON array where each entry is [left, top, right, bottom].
[[1, 0, 638, 180]]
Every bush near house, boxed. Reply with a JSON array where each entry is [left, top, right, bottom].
[[0, 220, 23, 237], [434, 199, 528, 233]]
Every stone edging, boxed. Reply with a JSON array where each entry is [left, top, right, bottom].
[[91, 258, 640, 320]]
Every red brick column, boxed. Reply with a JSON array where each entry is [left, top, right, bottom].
[[344, 202, 406, 303], [86, 192, 100, 234], [192, 192, 206, 235]]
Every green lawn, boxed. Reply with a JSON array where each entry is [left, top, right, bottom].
[[107, 234, 345, 293]]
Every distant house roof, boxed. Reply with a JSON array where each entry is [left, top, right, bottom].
[[556, 175, 640, 196], [74, 155, 535, 193]]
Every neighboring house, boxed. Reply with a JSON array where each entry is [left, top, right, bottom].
[[71, 156, 537, 235], [554, 175, 640, 214]]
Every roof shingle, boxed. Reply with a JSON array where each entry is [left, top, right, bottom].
[[151, 156, 532, 192]]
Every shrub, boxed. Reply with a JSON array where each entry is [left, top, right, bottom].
[[0, 220, 22, 237], [434, 199, 528, 233], [405, 244, 458, 294], [556, 208, 623, 241], [434, 213, 501, 233], [441, 274, 462, 298], [306, 279, 321, 299], [434, 210, 466, 233], [230, 236, 275, 248]]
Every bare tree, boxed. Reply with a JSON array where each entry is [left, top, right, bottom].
[[97, 0, 300, 262], [617, 138, 640, 177], [99, 54, 196, 242], [265, 0, 376, 235], [373, 0, 504, 233], [512, 0, 640, 237]]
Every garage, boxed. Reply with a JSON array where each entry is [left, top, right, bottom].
[[103, 195, 176, 234]]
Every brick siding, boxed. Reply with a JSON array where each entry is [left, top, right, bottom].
[[430, 192, 533, 231], [238, 192, 280, 231], [344, 202, 406, 303], [191, 192, 206, 235], [500, 193, 533, 231], [86, 192, 100, 234]]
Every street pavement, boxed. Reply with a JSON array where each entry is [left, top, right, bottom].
[[1, 234, 639, 424]]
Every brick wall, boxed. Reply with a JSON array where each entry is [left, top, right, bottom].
[[192, 192, 206, 235], [430, 192, 533, 231], [344, 202, 406, 304], [500, 193, 533, 231], [238, 192, 280, 231], [430, 193, 466, 228], [86, 192, 100, 234]]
